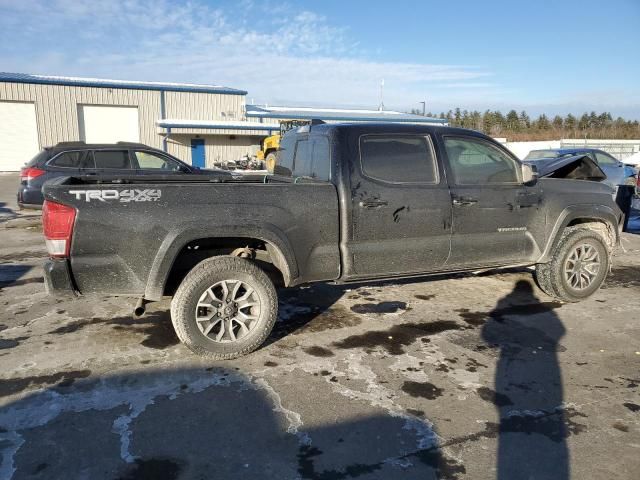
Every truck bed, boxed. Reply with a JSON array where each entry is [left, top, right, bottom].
[[43, 175, 341, 299]]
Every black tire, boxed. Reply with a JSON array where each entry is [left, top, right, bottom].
[[170, 256, 278, 359], [533, 261, 555, 298], [535, 227, 610, 303], [265, 152, 277, 173]]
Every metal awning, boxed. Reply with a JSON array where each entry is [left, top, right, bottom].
[[156, 119, 280, 131], [246, 105, 447, 124]]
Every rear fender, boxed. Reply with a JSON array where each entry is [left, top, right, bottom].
[[145, 223, 298, 300]]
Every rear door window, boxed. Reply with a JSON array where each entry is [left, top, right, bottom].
[[134, 151, 183, 171], [49, 151, 95, 169], [93, 150, 132, 169], [360, 134, 438, 183]]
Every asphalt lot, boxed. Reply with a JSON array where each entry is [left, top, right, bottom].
[[0, 173, 639, 480]]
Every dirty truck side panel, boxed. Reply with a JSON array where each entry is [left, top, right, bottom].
[[337, 126, 453, 280], [45, 182, 340, 297]]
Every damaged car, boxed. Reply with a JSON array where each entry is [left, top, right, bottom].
[[525, 148, 637, 230]]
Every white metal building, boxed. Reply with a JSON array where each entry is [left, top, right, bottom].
[[0, 72, 277, 171], [0, 72, 446, 171]]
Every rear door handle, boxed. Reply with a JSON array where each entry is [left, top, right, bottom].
[[359, 199, 388, 208], [452, 196, 478, 206]]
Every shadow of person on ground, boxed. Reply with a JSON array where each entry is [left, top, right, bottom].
[[482, 280, 571, 480], [0, 366, 458, 480]]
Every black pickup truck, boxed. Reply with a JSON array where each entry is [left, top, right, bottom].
[[42, 123, 623, 358]]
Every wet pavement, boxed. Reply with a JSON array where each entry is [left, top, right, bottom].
[[1, 173, 639, 479]]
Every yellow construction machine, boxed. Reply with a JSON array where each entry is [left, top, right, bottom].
[[256, 120, 311, 172]]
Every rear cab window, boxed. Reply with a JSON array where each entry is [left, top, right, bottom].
[[276, 131, 331, 181], [293, 136, 331, 181], [359, 134, 438, 183], [93, 150, 132, 169]]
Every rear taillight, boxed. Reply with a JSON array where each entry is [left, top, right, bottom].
[[20, 167, 45, 182], [42, 200, 76, 258]]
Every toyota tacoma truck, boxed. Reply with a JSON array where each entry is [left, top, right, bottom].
[[41, 123, 623, 359]]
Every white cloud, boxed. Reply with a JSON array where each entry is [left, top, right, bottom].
[[0, 0, 498, 110]]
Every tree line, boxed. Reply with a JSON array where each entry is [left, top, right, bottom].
[[409, 108, 640, 140]]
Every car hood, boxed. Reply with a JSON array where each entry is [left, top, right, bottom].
[[526, 154, 607, 181]]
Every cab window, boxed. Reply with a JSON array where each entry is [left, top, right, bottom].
[[292, 136, 330, 181], [444, 137, 520, 184], [275, 133, 296, 176]]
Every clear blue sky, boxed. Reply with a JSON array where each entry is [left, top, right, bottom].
[[1, 0, 638, 118]]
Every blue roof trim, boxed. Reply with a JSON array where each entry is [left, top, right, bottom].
[[0, 72, 247, 95], [246, 108, 446, 124]]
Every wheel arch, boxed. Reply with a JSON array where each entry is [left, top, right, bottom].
[[538, 205, 620, 263], [144, 224, 298, 301]]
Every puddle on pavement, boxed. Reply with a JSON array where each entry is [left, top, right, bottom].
[[0, 369, 92, 398], [48, 312, 179, 350], [117, 457, 183, 480], [455, 301, 563, 327], [333, 320, 463, 355], [603, 265, 640, 289], [476, 387, 513, 406], [303, 346, 335, 358], [401, 381, 444, 399], [351, 301, 407, 314], [414, 294, 436, 301]]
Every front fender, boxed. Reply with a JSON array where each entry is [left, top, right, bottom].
[[538, 204, 622, 263], [144, 222, 298, 300]]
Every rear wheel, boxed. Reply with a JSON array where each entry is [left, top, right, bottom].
[[535, 227, 610, 302], [265, 152, 277, 173], [171, 256, 278, 359]]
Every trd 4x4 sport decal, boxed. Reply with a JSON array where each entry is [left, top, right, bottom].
[[68, 189, 161, 203]]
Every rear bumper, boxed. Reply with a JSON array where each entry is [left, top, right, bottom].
[[17, 186, 44, 207], [43, 259, 78, 297]]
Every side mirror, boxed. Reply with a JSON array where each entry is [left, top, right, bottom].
[[522, 163, 538, 185]]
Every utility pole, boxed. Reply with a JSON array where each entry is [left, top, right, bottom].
[[419, 101, 426, 116], [378, 79, 385, 111]]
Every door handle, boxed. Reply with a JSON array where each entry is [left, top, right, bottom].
[[452, 196, 478, 206], [359, 199, 388, 208]]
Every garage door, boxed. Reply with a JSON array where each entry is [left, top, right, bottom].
[[80, 105, 140, 143], [0, 101, 39, 171]]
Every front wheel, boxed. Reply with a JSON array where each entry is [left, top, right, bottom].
[[535, 227, 610, 302], [171, 256, 278, 359]]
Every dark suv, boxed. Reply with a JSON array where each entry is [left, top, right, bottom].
[[18, 141, 221, 208]]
